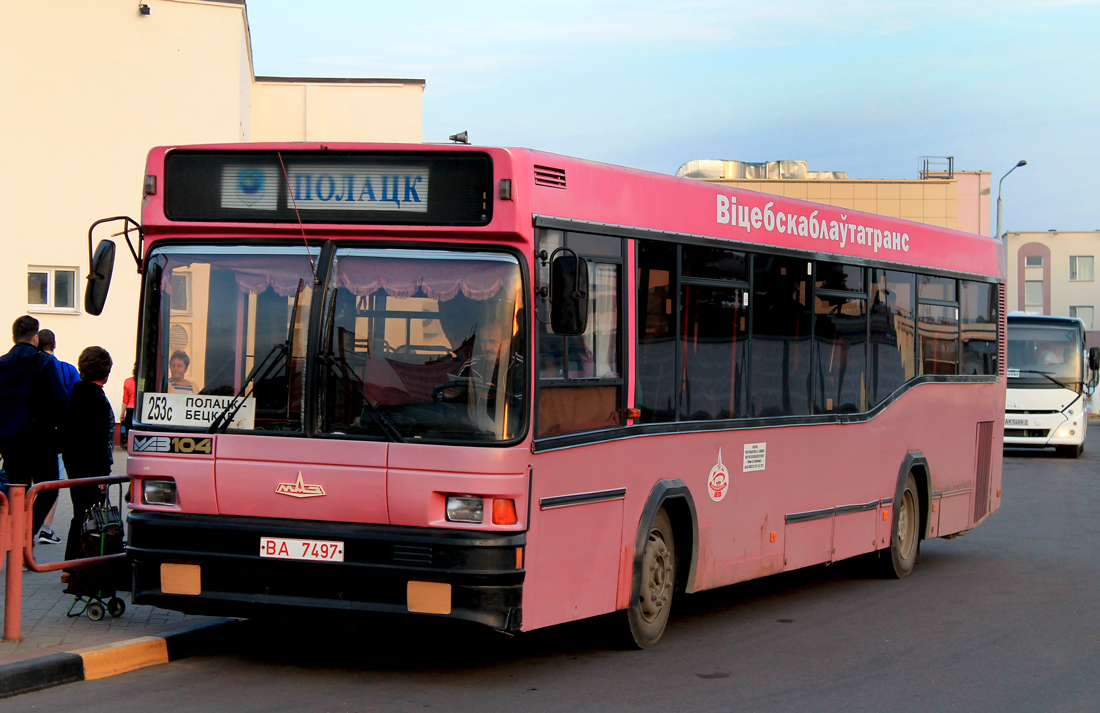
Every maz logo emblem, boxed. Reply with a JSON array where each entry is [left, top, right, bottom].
[[275, 472, 326, 499]]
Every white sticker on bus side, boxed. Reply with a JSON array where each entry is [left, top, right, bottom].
[[743, 442, 766, 472], [141, 392, 256, 430]]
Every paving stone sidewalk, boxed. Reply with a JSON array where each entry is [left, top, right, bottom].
[[1, 449, 215, 664]]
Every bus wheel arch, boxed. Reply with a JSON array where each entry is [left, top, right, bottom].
[[625, 479, 699, 648], [883, 452, 930, 579]]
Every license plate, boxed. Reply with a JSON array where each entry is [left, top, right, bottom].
[[1005, 418, 1028, 427], [260, 537, 345, 562]]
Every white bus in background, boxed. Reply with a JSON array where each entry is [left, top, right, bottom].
[[1005, 313, 1100, 457]]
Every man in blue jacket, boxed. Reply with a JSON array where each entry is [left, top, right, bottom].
[[0, 316, 66, 538], [34, 328, 80, 543], [37, 329, 80, 400]]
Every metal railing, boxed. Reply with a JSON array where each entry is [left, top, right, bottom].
[[2, 476, 130, 641]]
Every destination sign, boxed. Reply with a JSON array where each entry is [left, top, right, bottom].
[[141, 392, 256, 430], [286, 164, 428, 212], [165, 151, 491, 225]]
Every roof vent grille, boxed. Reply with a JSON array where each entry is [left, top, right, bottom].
[[534, 165, 566, 189]]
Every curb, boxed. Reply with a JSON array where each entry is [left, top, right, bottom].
[[0, 618, 237, 699]]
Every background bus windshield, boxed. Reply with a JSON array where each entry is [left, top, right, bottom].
[[1007, 324, 1082, 387]]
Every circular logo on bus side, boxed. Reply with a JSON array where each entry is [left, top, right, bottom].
[[708, 449, 729, 502]]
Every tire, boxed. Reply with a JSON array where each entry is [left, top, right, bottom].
[[108, 597, 126, 618], [881, 473, 920, 579], [626, 508, 676, 649], [1057, 444, 1082, 458], [87, 601, 106, 621]]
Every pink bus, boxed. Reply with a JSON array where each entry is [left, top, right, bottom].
[[91, 143, 1004, 647]]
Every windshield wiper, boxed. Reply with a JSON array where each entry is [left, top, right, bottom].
[[208, 279, 304, 433], [1015, 369, 1075, 391], [321, 354, 405, 443]]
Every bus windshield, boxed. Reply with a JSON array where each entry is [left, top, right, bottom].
[[1006, 323, 1083, 389], [320, 248, 525, 443], [137, 246, 317, 432], [136, 245, 527, 442]]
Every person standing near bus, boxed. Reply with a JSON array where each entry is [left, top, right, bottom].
[[34, 328, 80, 545], [0, 316, 66, 540], [38, 329, 80, 399], [61, 347, 115, 564], [120, 363, 136, 448]]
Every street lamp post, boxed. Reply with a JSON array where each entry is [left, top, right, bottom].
[[996, 160, 1027, 291], [996, 159, 1027, 243]]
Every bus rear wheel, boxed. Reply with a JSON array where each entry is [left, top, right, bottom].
[[626, 508, 676, 649], [881, 473, 920, 579]]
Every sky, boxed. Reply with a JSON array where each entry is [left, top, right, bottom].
[[246, 0, 1100, 234]]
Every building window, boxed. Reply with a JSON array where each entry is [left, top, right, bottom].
[[1024, 280, 1043, 306], [1070, 306, 1094, 330], [1024, 255, 1043, 267], [27, 267, 78, 311], [1070, 256, 1094, 281], [169, 271, 192, 313]]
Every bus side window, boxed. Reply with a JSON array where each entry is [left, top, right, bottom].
[[917, 276, 960, 376], [870, 270, 916, 405], [536, 230, 623, 437], [635, 241, 676, 423], [750, 255, 812, 417], [813, 262, 866, 414], [961, 281, 998, 376]]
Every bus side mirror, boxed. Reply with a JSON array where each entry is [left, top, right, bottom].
[[1089, 347, 1100, 372], [84, 240, 116, 316], [549, 251, 589, 336]]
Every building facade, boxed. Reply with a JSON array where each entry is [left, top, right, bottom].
[[678, 159, 991, 236], [1006, 231, 1100, 347], [0, 0, 423, 415]]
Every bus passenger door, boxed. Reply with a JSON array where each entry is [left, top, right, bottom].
[[524, 452, 625, 631]]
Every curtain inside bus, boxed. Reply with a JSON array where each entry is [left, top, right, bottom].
[[321, 249, 526, 443]]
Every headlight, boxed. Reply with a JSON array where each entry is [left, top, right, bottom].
[[142, 479, 177, 506], [1058, 428, 1070, 438], [446, 495, 483, 523]]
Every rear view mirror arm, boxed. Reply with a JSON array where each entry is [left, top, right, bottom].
[[88, 216, 143, 275]]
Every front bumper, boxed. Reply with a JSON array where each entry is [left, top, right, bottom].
[[1003, 414, 1082, 447], [128, 511, 525, 632]]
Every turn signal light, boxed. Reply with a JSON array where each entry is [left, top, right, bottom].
[[493, 498, 518, 525]]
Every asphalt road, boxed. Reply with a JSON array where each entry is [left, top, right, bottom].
[[11, 430, 1100, 712]]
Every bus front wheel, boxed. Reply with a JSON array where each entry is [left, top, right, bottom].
[[626, 508, 676, 648], [1056, 444, 1082, 458], [881, 473, 920, 579]]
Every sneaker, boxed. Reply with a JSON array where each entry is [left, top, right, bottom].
[[37, 530, 61, 545]]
